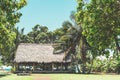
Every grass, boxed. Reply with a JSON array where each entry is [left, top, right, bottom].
[[37, 74, 120, 80], [0, 74, 120, 80], [0, 74, 33, 80]]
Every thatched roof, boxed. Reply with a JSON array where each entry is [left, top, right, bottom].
[[14, 43, 71, 63]]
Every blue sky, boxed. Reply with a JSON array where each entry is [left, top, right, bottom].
[[16, 0, 77, 34]]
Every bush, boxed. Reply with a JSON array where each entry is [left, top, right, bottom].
[[102, 59, 118, 73], [92, 57, 120, 73], [92, 59, 104, 72], [11, 67, 16, 73]]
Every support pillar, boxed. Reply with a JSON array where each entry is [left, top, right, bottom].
[[24, 63, 26, 71], [65, 63, 68, 70], [61, 63, 63, 71], [70, 62, 72, 69], [52, 63, 54, 71], [33, 63, 35, 71]]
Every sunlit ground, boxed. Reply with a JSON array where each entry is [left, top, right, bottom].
[[0, 74, 120, 80]]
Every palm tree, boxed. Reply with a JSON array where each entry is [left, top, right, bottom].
[[54, 12, 90, 73], [32, 24, 40, 43]]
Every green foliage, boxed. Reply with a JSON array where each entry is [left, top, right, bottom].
[[11, 67, 16, 73], [76, 0, 120, 73], [76, 0, 120, 54], [103, 59, 118, 73], [91, 56, 120, 73], [0, 0, 27, 63], [92, 59, 104, 72], [53, 11, 91, 74], [19, 24, 62, 44], [0, 59, 2, 66]]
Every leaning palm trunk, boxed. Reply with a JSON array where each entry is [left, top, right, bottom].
[[80, 37, 87, 74], [81, 48, 87, 74]]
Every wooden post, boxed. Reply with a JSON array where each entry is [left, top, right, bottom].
[[18, 63, 20, 71], [33, 63, 35, 71], [61, 63, 63, 71], [52, 63, 54, 71], [70, 62, 72, 69], [65, 63, 68, 70], [24, 63, 26, 71]]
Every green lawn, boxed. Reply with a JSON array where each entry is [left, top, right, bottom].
[[0, 74, 120, 80], [0, 74, 33, 80], [38, 74, 120, 80]]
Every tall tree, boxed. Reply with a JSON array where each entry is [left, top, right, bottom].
[[76, 0, 120, 57], [26, 24, 53, 43], [54, 12, 90, 73], [0, 0, 27, 63]]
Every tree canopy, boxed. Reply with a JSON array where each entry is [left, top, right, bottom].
[[0, 0, 27, 63], [76, 0, 120, 56]]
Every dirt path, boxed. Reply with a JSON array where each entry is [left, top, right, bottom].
[[34, 76, 51, 80]]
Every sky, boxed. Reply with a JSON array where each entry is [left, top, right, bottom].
[[16, 0, 77, 34]]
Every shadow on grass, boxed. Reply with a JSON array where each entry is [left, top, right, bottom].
[[78, 72, 120, 75], [0, 75, 8, 78], [0, 74, 11, 78]]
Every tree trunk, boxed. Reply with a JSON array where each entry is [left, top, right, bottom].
[[81, 54, 86, 74], [80, 37, 87, 74], [80, 47, 87, 74], [114, 35, 120, 58]]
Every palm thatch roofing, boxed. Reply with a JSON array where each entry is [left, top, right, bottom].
[[14, 43, 71, 63]]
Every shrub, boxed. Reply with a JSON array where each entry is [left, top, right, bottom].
[[92, 56, 120, 73]]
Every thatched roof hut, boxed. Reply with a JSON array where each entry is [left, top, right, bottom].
[[14, 43, 71, 63]]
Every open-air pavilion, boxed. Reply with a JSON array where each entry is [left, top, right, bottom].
[[14, 43, 72, 73]]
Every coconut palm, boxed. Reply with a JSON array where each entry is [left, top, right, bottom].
[[54, 12, 90, 73]]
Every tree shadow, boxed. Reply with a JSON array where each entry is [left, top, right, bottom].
[[0, 74, 11, 78]]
